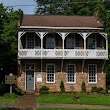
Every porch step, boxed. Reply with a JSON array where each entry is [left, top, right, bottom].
[[25, 90, 36, 95]]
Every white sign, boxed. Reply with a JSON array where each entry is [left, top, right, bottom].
[[37, 74, 42, 83]]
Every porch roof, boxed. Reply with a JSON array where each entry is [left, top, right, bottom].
[[20, 15, 103, 29]]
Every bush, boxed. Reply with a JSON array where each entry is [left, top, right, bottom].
[[91, 86, 104, 93], [60, 81, 65, 93], [13, 85, 24, 95], [39, 86, 49, 94], [3, 93, 18, 98], [91, 86, 97, 93], [0, 84, 6, 95], [81, 82, 86, 93]]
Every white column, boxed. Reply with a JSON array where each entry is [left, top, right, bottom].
[[18, 32, 22, 50], [35, 32, 48, 58], [18, 31, 26, 50], [81, 33, 88, 49]]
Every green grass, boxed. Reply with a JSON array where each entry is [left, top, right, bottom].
[[0, 108, 12, 110], [0, 93, 19, 102], [0, 97, 17, 102], [37, 93, 110, 105]]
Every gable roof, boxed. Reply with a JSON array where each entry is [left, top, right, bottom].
[[20, 15, 103, 29]]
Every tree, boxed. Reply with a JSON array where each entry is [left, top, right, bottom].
[[0, 3, 19, 83], [35, 0, 102, 15]]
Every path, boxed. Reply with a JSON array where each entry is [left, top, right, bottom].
[[13, 93, 37, 110], [37, 103, 110, 109]]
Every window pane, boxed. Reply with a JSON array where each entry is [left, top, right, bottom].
[[66, 64, 75, 82], [46, 64, 55, 83], [88, 65, 97, 83]]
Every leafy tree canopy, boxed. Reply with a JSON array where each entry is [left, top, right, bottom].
[[35, 0, 103, 15], [0, 3, 19, 77]]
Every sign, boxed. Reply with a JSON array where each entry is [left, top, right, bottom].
[[37, 74, 42, 83], [5, 75, 17, 84]]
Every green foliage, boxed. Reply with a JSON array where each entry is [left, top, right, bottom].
[[60, 81, 65, 93], [0, 84, 6, 95], [39, 86, 49, 94], [35, 0, 102, 15], [13, 85, 24, 95], [81, 82, 86, 93], [91, 86, 104, 93], [0, 3, 20, 81], [37, 93, 110, 105], [3, 93, 18, 98]]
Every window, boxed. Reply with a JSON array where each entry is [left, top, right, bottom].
[[87, 36, 96, 49], [46, 34, 55, 49], [26, 33, 35, 49], [46, 64, 55, 83], [88, 64, 97, 83], [66, 64, 76, 83]]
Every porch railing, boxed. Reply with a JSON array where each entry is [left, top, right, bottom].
[[18, 49, 108, 59]]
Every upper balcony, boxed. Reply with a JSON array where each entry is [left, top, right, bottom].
[[18, 32, 108, 59]]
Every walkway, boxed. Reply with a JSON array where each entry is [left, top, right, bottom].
[[14, 93, 37, 110], [37, 103, 110, 109]]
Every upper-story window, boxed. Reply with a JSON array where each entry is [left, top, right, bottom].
[[65, 34, 81, 49], [66, 35, 74, 49], [46, 34, 55, 49], [26, 33, 35, 49], [87, 36, 95, 49]]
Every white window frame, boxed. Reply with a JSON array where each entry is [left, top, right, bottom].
[[66, 34, 75, 49], [66, 64, 76, 83], [46, 64, 55, 83], [46, 34, 55, 49], [88, 64, 97, 84], [26, 33, 35, 49], [87, 35, 97, 49]]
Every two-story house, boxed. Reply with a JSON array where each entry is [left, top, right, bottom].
[[17, 13, 108, 92]]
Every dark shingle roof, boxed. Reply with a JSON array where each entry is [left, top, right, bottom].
[[21, 15, 103, 28]]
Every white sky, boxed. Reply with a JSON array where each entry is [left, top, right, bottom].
[[0, 0, 37, 14]]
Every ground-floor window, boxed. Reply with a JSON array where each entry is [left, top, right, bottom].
[[46, 64, 55, 83], [88, 64, 97, 83], [66, 64, 76, 83]]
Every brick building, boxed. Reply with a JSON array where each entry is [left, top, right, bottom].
[[18, 14, 108, 92]]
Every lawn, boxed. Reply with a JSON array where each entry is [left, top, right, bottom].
[[0, 93, 19, 102], [37, 93, 110, 105]]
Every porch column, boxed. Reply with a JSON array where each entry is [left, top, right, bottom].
[[35, 32, 48, 58], [18, 31, 26, 50], [58, 32, 69, 50], [100, 32, 108, 59]]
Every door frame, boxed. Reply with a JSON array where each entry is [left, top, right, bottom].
[[25, 63, 35, 90]]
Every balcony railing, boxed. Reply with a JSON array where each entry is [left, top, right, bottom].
[[18, 49, 108, 59]]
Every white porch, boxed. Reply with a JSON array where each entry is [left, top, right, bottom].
[[18, 31, 108, 59]]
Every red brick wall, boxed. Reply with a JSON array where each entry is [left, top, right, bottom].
[[17, 59, 106, 92]]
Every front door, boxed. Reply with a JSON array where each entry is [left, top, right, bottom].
[[26, 64, 34, 90]]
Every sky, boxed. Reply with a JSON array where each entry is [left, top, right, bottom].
[[0, 0, 37, 14]]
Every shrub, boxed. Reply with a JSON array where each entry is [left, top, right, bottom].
[[91, 86, 97, 93], [60, 81, 65, 93], [81, 82, 86, 93], [3, 93, 18, 98], [0, 84, 6, 95], [39, 86, 49, 94], [13, 85, 24, 95], [91, 86, 104, 93]]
